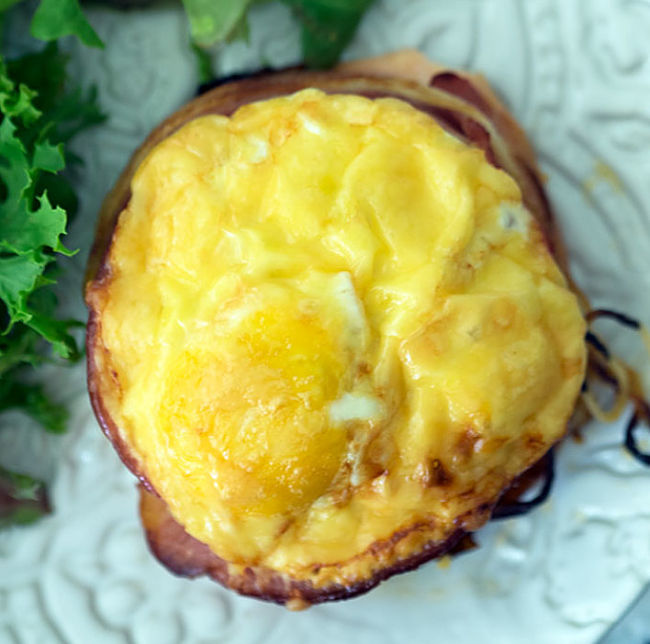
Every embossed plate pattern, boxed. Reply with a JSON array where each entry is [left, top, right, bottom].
[[1, 1, 649, 642]]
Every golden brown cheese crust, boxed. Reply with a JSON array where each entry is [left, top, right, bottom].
[[86, 51, 586, 606]]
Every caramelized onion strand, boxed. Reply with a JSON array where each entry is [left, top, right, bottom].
[[491, 450, 555, 520], [624, 412, 650, 466], [586, 309, 641, 329]]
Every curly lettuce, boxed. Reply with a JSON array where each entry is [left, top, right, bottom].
[[0, 33, 104, 523]]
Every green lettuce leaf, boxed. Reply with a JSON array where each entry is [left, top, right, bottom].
[[181, 0, 375, 68], [0, 43, 102, 363], [0, 46, 102, 476], [30, 0, 104, 49], [0, 0, 103, 530], [0, 377, 67, 432], [0, 0, 21, 11], [283, 0, 375, 68], [0, 465, 50, 528], [182, 0, 255, 46], [7, 42, 105, 220], [0, 70, 73, 337], [0, 124, 69, 259]]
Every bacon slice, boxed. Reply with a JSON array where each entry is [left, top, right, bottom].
[[139, 484, 468, 608]]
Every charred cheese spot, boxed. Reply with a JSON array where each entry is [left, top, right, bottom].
[[92, 89, 586, 579]]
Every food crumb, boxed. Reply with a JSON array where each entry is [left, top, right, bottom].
[[437, 555, 452, 569], [582, 160, 624, 201], [285, 598, 311, 611]]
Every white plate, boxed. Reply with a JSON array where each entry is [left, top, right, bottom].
[[1, 1, 650, 642]]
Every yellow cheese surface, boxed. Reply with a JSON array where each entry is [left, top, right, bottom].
[[92, 89, 586, 581]]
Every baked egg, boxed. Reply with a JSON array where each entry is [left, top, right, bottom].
[[86, 72, 587, 604]]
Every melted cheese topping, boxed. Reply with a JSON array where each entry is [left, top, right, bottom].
[[92, 90, 586, 580]]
